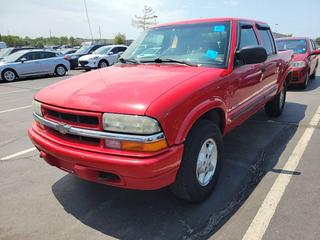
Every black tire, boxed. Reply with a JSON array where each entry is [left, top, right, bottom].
[[310, 62, 318, 80], [170, 119, 223, 202], [300, 73, 309, 89], [1, 69, 17, 82], [98, 60, 109, 68], [55, 65, 67, 77], [265, 81, 287, 117]]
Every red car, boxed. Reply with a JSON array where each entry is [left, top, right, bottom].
[[29, 18, 293, 202], [276, 37, 320, 88]]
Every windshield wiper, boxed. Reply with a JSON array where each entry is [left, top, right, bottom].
[[118, 58, 140, 64], [141, 58, 198, 67]]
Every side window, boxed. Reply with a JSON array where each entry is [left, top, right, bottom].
[[111, 47, 119, 54], [311, 40, 316, 50], [119, 47, 127, 52], [258, 29, 275, 55], [24, 52, 41, 61], [41, 52, 56, 59], [239, 27, 259, 49]]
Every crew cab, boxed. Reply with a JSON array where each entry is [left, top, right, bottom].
[[29, 18, 293, 202], [276, 37, 320, 88]]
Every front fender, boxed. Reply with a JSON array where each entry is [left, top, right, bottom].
[[174, 97, 227, 144]]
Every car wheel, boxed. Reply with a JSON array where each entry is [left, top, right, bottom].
[[265, 81, 287, 117], [310, 63, 318, 80], [300, 73, 310, 89], [98, 60, 108, 68], [170, 119, 223, 202], [1, 69, 17, 82], [55, 65, 66, 77]]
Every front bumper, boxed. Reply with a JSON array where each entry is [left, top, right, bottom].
[[68, 59, 79, 69], [78, 59, 98, 69], [289, 67, 308, 84], [28, 126, 184, 190]]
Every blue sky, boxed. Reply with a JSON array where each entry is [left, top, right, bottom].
[[0, 0, 319, 39]]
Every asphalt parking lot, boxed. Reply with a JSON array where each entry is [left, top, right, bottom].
[[0, 66, 320, 240]]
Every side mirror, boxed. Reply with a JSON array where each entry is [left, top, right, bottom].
[[20, 57, 27, 63], [310, 49, 320, 56], [108, 51, 114, 55], [236, 46, 267, 65]]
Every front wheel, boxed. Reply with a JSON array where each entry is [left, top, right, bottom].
[[265, 82, 287, 117], [170, 119, 223, 202], [98, 60, 108, 68], [55, 65, 66, 77], [1, 69, 17, 82]]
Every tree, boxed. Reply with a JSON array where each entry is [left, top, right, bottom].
[[132, 5, 157, 30], [114, 33, 126, 44]]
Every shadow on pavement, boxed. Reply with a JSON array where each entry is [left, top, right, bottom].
[[52, 102, 306, 240]]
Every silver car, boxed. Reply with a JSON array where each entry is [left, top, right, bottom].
[[0, 49, 70, 82]]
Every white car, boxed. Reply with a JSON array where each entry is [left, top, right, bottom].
[[0, 49, 70, 82], [78, 45, 127, 69]]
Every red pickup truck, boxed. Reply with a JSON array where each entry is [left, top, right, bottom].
[[276, 37, 320, 89], [29, 18, 293, 202]]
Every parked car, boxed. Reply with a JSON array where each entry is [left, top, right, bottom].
[[64, 44, 105, 69], [0, 49, 70, 82], [276, 37, 320, 88], [0, 42, 7, 49], [59, 48, 77, 55], [29, 18, 293, 202], [78, 45, 127, 69], [0, 47, 37, 60]]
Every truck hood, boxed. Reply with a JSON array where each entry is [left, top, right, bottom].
[[35, 64, 211, 115]]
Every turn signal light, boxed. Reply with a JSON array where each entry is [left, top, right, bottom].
[[105, 139, 168, 152]]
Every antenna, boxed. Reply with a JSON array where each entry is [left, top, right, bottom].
[[84, 0, 94, 41]]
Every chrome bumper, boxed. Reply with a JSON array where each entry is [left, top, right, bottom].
[[33, 112, 165, 143]]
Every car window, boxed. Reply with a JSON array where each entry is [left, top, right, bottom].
[[111, 47, 119, 54], [311, 40, 317, 50], [238, 26, 259, 49], [258, 29, 275, 55], [40, 52, 56, 59], [90, 45, 103, 53], [24, 52, 41, 61], [119, 47, 127, 52]]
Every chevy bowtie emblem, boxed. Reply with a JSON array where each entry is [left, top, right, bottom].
[[57, 123, 71, 135]]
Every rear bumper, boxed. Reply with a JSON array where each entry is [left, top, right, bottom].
[[289, 67, 308, 84], [28, 127, 183, 190]]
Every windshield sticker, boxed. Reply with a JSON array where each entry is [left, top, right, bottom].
[[214, 25, 225, 32], [205, 50, 218, 59]]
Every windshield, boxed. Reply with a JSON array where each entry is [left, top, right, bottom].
[[276, 39, 307, 54], [0, 48, 13, 58], [75, 45, 91, 54], [121, 21, 231, 67], [93, 46, 111, 55], [1, 51, 27, 62]]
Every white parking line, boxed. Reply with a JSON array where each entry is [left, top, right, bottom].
[[242, 105, 320, 240], [0, 105, 32, 114], [0, 89, 30, 95], [0, 147, 37, 161]]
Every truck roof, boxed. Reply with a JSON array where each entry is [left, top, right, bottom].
[[276, 37, 310, 41], [154, 17, 268, 28]]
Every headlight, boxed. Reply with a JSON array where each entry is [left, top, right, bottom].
[[290, 61, 306, 68], [103, 113, 161, 134], [70, 55, 78, 59], [89, 56, 99, 60], [32, 100, 42, 116]]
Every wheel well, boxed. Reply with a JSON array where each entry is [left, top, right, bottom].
[[198, 108, 225, 133], [99, 59, 109, 66]]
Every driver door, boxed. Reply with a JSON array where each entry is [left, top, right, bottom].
[[14, 52, 43, 76]]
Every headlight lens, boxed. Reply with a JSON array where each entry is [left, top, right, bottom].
[[32, 100, 42, 116], [290, 61, 306, 68], [103, 113, 161, 134]]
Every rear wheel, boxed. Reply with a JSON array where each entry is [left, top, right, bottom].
[[170, 119, 223, 202], [265, 81, 287, 117], [1, 69, 17, 82], [55, 65, 66, 77], [98, 60, 108, 68]]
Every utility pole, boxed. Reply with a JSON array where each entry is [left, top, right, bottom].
[[83, 0, 94, 42]]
